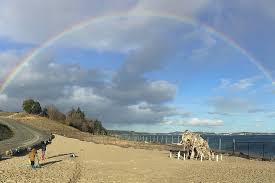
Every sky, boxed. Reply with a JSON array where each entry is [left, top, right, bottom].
[[0, 0, 275, 133]]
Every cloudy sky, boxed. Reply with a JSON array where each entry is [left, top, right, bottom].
[[0, 0, 275, 133]]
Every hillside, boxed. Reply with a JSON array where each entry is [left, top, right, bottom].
[[0, 112, 178, 151], [0, 124, 13, 141]]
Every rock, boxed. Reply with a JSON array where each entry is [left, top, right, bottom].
[[180, 130, 211, 160]]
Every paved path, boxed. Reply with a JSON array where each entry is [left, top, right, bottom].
[[0, 117, 52, 155]]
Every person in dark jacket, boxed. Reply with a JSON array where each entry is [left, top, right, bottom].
[[41, 141, 47, 161]]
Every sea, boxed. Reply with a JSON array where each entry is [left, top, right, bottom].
[[204, 135, 275, 158]]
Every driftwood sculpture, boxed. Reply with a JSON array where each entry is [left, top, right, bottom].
[[180, 130, 211, 160]]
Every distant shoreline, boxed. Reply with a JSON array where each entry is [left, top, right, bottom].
[[109, 130, 275, 136]]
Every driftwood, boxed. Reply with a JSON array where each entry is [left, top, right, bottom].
[[180, 130, 211, 160]]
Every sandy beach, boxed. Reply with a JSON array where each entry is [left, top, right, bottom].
[[1, 135, 275, 183]]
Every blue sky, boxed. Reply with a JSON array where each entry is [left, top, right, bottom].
[[0, 0, 274, 133]]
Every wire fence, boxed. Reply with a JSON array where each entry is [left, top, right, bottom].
[[118, 134, 275, 160], [119, 135, 182, 144]]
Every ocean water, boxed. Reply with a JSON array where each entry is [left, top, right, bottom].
[[203, 135, 275, 158]]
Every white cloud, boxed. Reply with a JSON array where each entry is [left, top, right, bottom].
[[209, 96, 254, 113], [216, 76, 261, 91], [133, 0, 211, 18], [0, 50, 22, 78], [267, 112, 275, 118], [0, 49, 183, 126], [0, 93, 21, 111], [162, 117, 223, 127], [0, 0, 136, 43], [0, 94, 8, 101], [186, 118, 223, 126], [0, 0, 213, 45], [255, 120, 265, 127], [208, 111, 231, 116]]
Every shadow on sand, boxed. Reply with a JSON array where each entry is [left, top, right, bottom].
[[40, 160, 62, 167], [47, 153, 77, 159], [0, 156, 11, 161]]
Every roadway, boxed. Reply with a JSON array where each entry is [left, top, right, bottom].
[[0, 117, 52, 156]]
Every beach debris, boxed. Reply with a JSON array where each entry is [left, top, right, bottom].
[[180, 130, 211, 160]]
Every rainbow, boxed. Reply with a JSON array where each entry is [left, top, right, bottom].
[[0, 12, 274, 93]]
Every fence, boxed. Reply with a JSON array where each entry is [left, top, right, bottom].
[[119, 134, 182, 144], [118, 134, 275, 160], [233, 141, 275, 160]]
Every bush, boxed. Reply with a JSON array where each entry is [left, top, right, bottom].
[[66, 107, 107, 135], [66, 107, 86, 130], [47, 105, 66, 122], [87, 119, 108, 135], [21, 100, 108, 135], [22, 99, 42, 114]]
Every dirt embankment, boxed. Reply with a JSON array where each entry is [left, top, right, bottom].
[[0, 124, 13, 141]]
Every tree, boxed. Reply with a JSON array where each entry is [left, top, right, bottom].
[[22, 99, 35, 114], [86, 119, 108, 135], [32, 101, 42, 114], [76, 107, 85, 119], [66, 107, 108, 135], [66, 107, 85, 130], [40, 108, 48, 117], [22, 99, 42, 114]]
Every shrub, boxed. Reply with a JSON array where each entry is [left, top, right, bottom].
[[66, 107, 107, 135], [47, 105, 66, 122], [66, 107, 86, 130]]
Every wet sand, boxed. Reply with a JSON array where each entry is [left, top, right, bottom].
[[1, 135, 275, 183]]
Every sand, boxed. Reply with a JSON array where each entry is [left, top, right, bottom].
[[1, 135, 275, 183]]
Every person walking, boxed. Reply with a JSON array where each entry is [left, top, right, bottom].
[[41, 141, 47, 161]]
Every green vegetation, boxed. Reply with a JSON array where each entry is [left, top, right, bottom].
[[66, 107, 108, 135], [21, 99, 108, 135], [22, 99, 42, 114]]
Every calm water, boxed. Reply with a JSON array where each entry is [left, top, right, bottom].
[[121, 134, 275, 158], [204, 135, 275, 158]]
